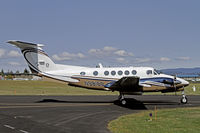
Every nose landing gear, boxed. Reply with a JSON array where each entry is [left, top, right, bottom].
[[181, 91, 188, 104]]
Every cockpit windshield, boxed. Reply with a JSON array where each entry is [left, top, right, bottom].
[[154, 69, 159, 75]]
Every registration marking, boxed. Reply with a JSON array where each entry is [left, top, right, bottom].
[[84, 81, 105, 87]]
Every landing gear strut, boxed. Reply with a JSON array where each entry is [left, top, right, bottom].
[[181, 90, 188, 104], [118, 92, 126, 105]]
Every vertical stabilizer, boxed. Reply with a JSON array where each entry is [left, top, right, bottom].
[[7, 40, 57, 74]]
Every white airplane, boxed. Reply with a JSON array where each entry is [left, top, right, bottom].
[[7, 40, 189, 105]]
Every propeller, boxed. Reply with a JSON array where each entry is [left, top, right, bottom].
[[173, 75, 177, 95]]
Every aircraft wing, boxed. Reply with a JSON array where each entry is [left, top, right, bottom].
[[105, 76, 143, 91]]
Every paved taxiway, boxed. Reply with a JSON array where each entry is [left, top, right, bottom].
[[0, 95, 200, 133]]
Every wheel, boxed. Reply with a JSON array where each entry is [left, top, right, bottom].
[[121, 99, 127, 105], [181, 96, 187, 104]]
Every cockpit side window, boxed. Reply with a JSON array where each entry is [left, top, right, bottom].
[[146, 70, 153, 75]]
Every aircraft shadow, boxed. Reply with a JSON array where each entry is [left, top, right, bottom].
[[36, 98, 148, 110], [36, 98, 180, 110], [36, 99, 115, 104], [114, 98, 147, 110], [114, 98, 180, 110], [141, 100, 180, 105]]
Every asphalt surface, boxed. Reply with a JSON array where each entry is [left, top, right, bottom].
[[0, 95, 200, 133]]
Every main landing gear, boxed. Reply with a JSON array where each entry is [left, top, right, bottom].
[[181, 90, 188, 104], [118, 92, 127, 105]]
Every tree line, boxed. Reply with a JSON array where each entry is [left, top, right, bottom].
[[0, 68, 30, 76]]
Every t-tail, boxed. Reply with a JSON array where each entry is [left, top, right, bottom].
[[7, 40, 57, 75]]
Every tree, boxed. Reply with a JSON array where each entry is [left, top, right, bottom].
[[10, 71, 13, 74], [16, 70, 20, 74], [0, 69, 4, 76], [24, 68, 29, 74]]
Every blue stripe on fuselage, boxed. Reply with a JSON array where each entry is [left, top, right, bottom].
[[140, 77, 174, 83]]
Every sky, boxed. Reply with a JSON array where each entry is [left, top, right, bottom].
[[0, 0, 200, 72]]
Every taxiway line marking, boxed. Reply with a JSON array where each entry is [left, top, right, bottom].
[[55, 111, 120, 126], [19, 129, 29, 133], [4, 124, 30, 133], [4, 124, 15, 130]]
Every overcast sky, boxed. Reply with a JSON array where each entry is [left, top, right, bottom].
[[0, 0, 200, 72]]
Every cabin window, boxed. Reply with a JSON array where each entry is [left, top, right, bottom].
[[132, 70, 137, 75], [111, 71, 116, 76], [125, 70, 130, 75], [104, 71, 109, 76], [147, 70, 153, 75], [93, 71, 98, 76], [80, 72, 86, 76], [118, 70, 123, 75]]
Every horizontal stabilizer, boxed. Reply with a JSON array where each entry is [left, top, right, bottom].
[[7, 40, 44, 50]]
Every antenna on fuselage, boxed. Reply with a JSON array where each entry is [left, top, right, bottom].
[[98, 63, 103, 68]]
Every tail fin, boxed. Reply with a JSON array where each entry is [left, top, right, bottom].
[[7, 40, 57, 74]]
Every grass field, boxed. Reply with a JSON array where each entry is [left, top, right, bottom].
[[0, 80, 199, 95], [108, 107, 200, 133], [0, 80, 117, 95]]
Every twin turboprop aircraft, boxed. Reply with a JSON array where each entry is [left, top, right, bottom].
[[7, 40, 189, 105]]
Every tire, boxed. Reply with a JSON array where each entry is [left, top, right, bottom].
[[121, 99, 127, 105], [181, 97, 187, 104]]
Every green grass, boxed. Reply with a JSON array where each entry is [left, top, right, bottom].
[[184, 82, 200, 95], [108, 107, 200, 133], [0, 80, 199, 95], [0, 80, 117, 95]]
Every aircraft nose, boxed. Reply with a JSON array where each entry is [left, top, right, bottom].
[[180, 78, 189, 87]]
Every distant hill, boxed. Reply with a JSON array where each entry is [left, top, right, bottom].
[[160, 67, 200, 75]]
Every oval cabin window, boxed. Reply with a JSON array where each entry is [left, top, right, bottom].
[[118, 70, 123, 75], [111, 71, 116, 76], [104, 71, 109, 76], [132, 70, 137, 75], [93, 71, 98, 76], [125, 70, 130, 75], [80, 72, 86, 76]]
